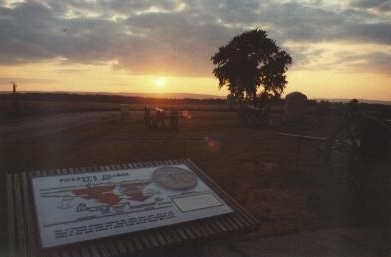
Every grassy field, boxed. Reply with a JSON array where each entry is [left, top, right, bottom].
[[0, 101, 368, 251], [0, 97, 228, 122]]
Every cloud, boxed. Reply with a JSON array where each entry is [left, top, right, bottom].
[[0, 0, 390, 77], [346, 51, 391, 75], [342, 22, 391, 44], [0, 2, 129, 64], [259, 2, 391, 45], [193, 0, 261, 25], [40, 0, 184, 18], [121, 11, 241, 75], [0, 1, 241, 76], [351, 0, 391, 12], [286, 46, 329, 69]]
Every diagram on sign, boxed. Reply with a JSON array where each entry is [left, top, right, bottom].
[[41, 179, 160, 214]]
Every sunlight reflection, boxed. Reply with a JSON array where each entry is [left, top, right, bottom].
[[182, 110, 191, 119], [204, 136, 221, 152]]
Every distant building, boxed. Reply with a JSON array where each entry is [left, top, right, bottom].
[[284, 92, 308, 122]]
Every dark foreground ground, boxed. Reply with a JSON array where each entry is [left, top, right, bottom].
[[0, 105, 389, 256]]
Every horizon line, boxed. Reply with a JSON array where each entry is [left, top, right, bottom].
[[0, 90, 390, 104]]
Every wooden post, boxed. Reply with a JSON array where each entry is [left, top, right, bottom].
[[10, 82, 20, 117]]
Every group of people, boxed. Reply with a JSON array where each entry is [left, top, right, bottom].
[[144, 107, 179, 129], [238, 104, 271, 126]]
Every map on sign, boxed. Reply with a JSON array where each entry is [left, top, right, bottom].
[[32, 164, 233, 248]]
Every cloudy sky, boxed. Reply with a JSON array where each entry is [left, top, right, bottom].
[[0, 0, 390, 100]]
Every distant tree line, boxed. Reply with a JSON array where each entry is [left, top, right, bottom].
[[0, 92, 226, 105], [1, 93, 389, 118]]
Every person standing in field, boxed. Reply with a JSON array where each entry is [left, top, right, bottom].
[[170, 107, 179, 129], [144, 106, 151, 128]]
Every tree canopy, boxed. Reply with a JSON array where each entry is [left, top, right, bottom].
[[211, 29, 292, 104]]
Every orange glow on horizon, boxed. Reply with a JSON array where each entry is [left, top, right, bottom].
[[0, 61, 389, 101], [285, 70, 391, 101]]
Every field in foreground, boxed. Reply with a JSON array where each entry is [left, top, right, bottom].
[[0, 105, 364, 248]]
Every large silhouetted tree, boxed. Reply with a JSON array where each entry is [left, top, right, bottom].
[[211, 29, 292, 104]]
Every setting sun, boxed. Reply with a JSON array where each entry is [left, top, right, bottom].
[[152, 77, 167, 88]]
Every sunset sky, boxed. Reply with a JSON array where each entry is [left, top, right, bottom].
[[0, 0, 390, 100]]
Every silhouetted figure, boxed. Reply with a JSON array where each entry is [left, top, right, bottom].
[[11, 82, 17, 94], [156, 108, 166, 128], [226, 94, 235, 109], [169, 107, 179, 129], [238, 104, 271, 127], [144, 107, 151, 128]]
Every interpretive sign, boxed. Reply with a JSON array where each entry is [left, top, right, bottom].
[[32, 164, 233, 248]]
